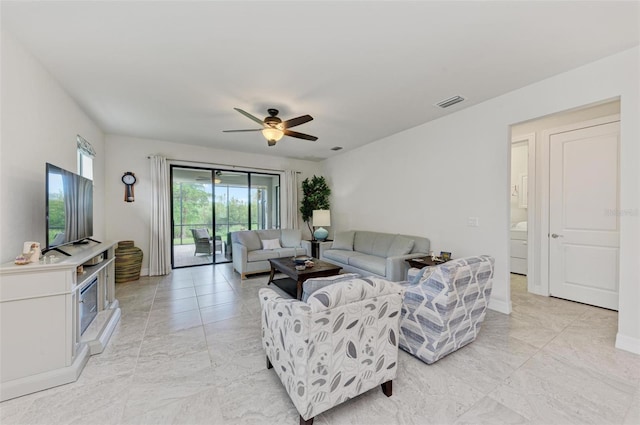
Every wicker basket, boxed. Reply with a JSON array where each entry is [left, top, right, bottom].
[[115, 240, 143, 283]]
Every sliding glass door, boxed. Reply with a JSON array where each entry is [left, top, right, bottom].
[[171, 166, 280, 269]]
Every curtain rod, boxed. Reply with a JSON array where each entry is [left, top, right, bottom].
[[146, 156, 301, 174]]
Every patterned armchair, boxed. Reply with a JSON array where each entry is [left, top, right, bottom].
[[398, 255, 495, 364], [259, 276, 404, 425]]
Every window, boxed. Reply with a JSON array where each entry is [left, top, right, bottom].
[[77, 135, 95, 179]]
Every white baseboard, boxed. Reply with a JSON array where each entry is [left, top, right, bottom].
[[141, 268, 149, 276], [615, 332, 640, 355], [488, 297, 511, 314]]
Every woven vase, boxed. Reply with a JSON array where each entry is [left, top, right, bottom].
[[115, 240, 143, 283]]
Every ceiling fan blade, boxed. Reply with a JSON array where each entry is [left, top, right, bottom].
[[234, 108, 264, 125], [284, 129, 318, 141], [283, 114, 313, 129], [222, 129, 262, 133]]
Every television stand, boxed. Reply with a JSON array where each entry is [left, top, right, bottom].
[[41, 246, 72, 256], [75, 237, 101, 245], [0, 241, 120, 401]]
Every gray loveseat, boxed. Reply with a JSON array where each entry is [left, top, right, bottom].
[[231, 229, 311, 279], [319, 230, 430, 282]]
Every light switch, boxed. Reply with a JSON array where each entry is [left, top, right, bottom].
[[467, 217, 479, 227]]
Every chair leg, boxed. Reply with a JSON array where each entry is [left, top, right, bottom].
[[299, 415, 313, 425], [266, 356, 272, 369], [381, 380, 392, 397]]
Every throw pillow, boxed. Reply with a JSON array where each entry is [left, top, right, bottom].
[[301, 273, 360, 302], [193, 229, 209, 240], [387, 235, 415, 257], [332, 231, 355, 251], [261, 238, 282, 250]]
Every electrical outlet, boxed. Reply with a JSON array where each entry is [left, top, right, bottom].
[[467, 217, 479, 227]]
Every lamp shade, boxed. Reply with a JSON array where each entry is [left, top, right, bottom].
[[261, 127, 284, 143], [312, 210, 330, 241], [312, 210, 331, 227]]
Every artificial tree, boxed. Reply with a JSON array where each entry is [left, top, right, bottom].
[[299, 175, 331, 239]]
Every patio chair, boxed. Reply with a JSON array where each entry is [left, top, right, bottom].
[[190, 228, 212, 256]]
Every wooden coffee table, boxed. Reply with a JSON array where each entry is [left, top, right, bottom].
[[267, 257, 342, 300]]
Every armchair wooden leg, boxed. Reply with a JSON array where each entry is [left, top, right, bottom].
[[300, 415, 314, 425], [381, 380, 392, 397], [266, 356, 273, 369]]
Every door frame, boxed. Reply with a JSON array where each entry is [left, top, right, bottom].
[[510, 133, 536, 292], [537, 114, 620, 296]]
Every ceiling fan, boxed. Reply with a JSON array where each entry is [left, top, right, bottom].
[[195, 170, 222, 184], [223, 108, 318, 146]]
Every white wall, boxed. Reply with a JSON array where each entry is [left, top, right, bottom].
[[323, 46, 640, 353], [0, 31, 105, 262], [104, 135, 323, 274]]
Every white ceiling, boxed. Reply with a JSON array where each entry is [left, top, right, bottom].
[[2, 1, 638, 161]]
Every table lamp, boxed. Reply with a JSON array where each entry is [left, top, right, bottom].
[[312, 210, 331, 241]]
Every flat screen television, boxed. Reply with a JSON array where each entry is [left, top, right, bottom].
[[46, 163, 94, 251]]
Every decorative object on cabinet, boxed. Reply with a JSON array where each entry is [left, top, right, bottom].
[[115, 240, 143, 283], [122, 172, 136, 202]]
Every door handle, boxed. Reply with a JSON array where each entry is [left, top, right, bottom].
[[551, 233, 564, 239]]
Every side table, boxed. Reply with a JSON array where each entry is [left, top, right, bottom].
[[405, 256, 448, 269], [307, 239, 333, 258]]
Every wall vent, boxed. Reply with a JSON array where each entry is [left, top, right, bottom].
[[330, 146, 343, 151], [435, 95, 465, 109]]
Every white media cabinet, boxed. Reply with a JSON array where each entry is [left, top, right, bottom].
[[0, 241, 121, 401]]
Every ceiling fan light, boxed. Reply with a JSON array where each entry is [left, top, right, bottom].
[[262, 127, 284, 143]]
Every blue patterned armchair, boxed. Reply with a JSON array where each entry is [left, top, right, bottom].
[[398, 255, 495, 364], [259, 277, 404, 425]]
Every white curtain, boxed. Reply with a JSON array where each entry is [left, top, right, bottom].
[[149, 155, 171, 276], [281, 170, 299, 229]]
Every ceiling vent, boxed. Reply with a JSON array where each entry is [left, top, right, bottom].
[[331, 146, 343, 151], [435, 95, 465, 109]]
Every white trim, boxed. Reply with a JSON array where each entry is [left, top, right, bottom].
[[510, 133, 536, 294], [615, 332, 640, 355], [538, 114, 621, 297], [488, 297, 511, 314]]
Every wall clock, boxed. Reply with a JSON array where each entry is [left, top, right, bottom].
[[122, 172, 136, 202]]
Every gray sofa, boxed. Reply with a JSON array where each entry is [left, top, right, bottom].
[[231, 229, 311, 279], [319, 230, 430, 282]]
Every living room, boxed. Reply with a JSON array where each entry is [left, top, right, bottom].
[[1, 1, 639, 424]]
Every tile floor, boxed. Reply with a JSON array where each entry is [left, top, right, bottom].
[[1, 268, 639, 425]]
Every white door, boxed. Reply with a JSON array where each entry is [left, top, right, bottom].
[[549, 121, 620, 310]]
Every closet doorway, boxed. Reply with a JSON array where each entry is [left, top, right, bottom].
[[170, 166, 280, 269]]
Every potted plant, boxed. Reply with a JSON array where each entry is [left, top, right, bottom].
[[299, 175, 331, 239]]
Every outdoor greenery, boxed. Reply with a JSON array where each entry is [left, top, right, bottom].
[[299, 175, 331, 237], [47, 193, 65, 243], [172, 182, 255, 245]]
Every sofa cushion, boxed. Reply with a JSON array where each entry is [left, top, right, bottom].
[[354, 231, 395, 257], [236, 231, 262, 252], [275, 247, 300, 258], [247, 249, 280, 262], [280, 229, 302, 248], [387, 235, 415, 257], [348, 253, 386, 276], [256, 229, 281, 242], [332, 231, 355, 251], [192, 228, 210, 240], [301, 273, 361, 302], [261, 238, 282, 250], [324, 249, 360, 264]]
